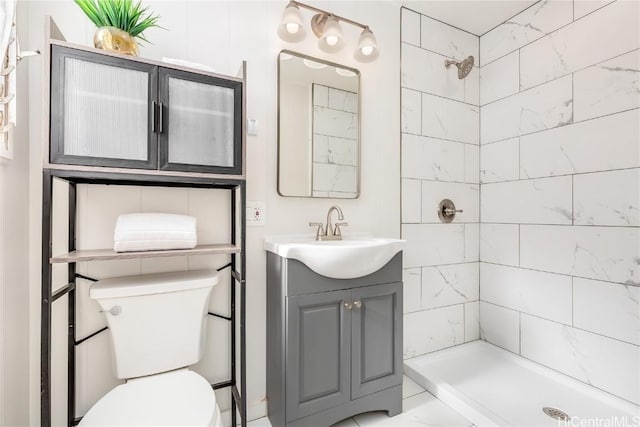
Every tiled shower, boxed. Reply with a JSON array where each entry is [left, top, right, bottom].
[[401, 0, 639, 406]]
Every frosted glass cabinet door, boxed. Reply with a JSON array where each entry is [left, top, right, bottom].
[[50, 45, 157, 169], [159, 68, 242, 175]]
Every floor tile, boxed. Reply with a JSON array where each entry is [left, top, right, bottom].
[[354, 392, 472, 426], [402, 375, 426, 399]]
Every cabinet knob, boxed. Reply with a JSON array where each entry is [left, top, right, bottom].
[[343, 301, 353, 310], [353, 300, 362, 309]]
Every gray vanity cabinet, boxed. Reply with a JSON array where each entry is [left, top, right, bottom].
[[351, 282, 403, 400], [286, 289, 352, 421], [267, 252, 403, 427]]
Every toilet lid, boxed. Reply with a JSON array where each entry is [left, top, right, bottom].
[[80, 370, 216, 426]]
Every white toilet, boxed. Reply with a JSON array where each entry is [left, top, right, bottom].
[[79, 269, 223, 427]]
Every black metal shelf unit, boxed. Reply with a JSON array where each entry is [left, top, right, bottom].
[[40, 168, 247, 427]]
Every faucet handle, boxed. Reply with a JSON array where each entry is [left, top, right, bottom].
[[334, 222, 348, 236], [309, 222, 325, 240]]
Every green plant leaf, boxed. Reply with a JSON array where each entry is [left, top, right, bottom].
[[74, 0, 163, 41]]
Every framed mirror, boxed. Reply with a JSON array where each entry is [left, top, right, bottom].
[[278, 50, 360, 198]]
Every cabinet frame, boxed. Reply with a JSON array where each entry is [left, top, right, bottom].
[[41, 17, 248, 427], [158, 67, 243, 175], [50, 45, 159, 170], [41, 169, 248, 427], [44, 26, 245, 178]]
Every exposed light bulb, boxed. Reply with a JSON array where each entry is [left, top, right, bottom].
[[326, 35, 339, 46], [285, 22, 300, 34], [355, 27, 378, 61], [361, 45, 374, 56], [278, 2, 305, 42]]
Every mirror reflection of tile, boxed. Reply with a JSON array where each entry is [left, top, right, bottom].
[[312, 83, 359, 198]]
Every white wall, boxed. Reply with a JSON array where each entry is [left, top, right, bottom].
[[400, 7, 480, 360], [24, 1, 400, 424], [478, 0, 639, 405], [0, 2, 31, 425]]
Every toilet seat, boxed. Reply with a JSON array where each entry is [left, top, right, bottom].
[[79, 370, 222, 426]]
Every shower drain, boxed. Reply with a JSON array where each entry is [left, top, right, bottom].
[[543, 407, 570, 421]]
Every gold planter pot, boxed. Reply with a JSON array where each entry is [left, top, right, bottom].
[[94, 27, 138, 56]]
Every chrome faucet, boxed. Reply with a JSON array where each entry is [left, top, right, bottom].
[[309, 206, 348, 241]]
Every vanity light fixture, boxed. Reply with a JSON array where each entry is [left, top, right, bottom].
[[278, 0, 379, 61]]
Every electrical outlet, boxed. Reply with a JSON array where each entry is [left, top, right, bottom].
[[246, 201, 265, 226]]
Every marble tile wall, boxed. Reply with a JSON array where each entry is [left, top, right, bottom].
[[479, 0, 640, 404], [401, 7, 480, 360], [312, 84, 358, 198]]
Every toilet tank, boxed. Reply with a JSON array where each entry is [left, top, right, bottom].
[[90, 269, 219, 379]]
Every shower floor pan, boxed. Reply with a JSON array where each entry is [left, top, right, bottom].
[[404, 341, 639, 426]]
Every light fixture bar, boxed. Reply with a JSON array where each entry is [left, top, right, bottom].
[[288, 0, 369, 31]]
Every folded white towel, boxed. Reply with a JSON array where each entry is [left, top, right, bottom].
[[114, 213, 197, 253]]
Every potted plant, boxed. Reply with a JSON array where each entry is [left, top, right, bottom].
[[74, 0, 162, 56]]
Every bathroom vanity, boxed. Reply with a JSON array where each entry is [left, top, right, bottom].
[[265, 237, 404, 426]]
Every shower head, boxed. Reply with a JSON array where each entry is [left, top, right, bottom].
[[444, 56, 474, 79]]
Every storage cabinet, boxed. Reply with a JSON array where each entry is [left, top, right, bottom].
[[50, 45, 242, 175], [42, 19, 247, 427], [267, 252, 403, 427]]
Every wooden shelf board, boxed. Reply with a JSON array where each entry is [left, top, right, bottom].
[[51, 243, 240, 263]]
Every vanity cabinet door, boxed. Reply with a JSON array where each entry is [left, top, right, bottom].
[[50, 45, 158, 169], [286, 289, 352, 421], [158, 68, 242, 175], [351, 282, 403, 400]]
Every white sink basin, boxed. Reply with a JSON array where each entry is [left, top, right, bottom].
[[264, 235, 405, 279]]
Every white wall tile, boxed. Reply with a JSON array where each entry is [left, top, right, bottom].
[[481, 176, 573, 224], [401, 8, 421, 46], [403, 268, 422, 314], [401, 134, 465, 181], [521, 314, 640, 404], [312, 163, 357, 193], [574, 169, 640, 227], [404, 305, 464, 358], [421, 182, 479, 223], [422, 263, 479, 309], [313, 107, 357, 140], [520, 109, 640, 179], [402, 43, 465, 102], [464, 66, 479, 106], [402, 224, 465, 268], [421, 15, 479, 61], [520, 0, 640, 89], [464, 144, 479, 184], [573, 0, 616, 20], [479, 302, 520, 353], [422, 93, 479, 144], [401, 88, 421, 134], [402, 179, 422, 224], [480, 0, 573, 66], [328, 88, 358, 114], [464, 223, 479, 262], [481, 263, 572, 324], [573, 277, 640, 345], [481, 75, 572, 144], [464, 301, 480, 342], [480, 51, 519, 105], [480, 138, 519, 183], [574, 49, 640, 122], [480, 224, 519, 266], [520, 225, 640, 285]]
